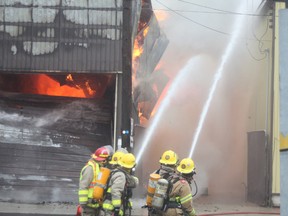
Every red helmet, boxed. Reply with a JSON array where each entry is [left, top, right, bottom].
[[91, 147, 110, 162]]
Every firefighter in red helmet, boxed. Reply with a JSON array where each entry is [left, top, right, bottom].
[[78, 146, 111, 216]]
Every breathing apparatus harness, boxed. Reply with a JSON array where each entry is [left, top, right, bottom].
[[103, 168, 133, 216], [163, 171, 198, 212]]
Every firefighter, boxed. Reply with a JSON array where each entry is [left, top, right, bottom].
[[78, 146, 111, 216], [163, 158, 197, 216], [147, 150, 179, 216], [102, 153, 138, 216]]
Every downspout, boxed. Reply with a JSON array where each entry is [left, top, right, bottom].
[[268, 1, 277, 207]]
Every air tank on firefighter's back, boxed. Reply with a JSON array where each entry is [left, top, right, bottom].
[[146, 173, 161, 206], [93, 167, 111, 200], [152, 178, 169, 209]]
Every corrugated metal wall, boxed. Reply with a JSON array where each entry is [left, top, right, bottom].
[[0, 0, 124, 73], [0, 0, 144, 204], [0, 92, 113, 203]]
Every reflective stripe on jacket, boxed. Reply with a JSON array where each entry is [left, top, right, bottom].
[[78, 160, 100, 208], [102, 171, 126, 211], [166, 178, 196, 216]]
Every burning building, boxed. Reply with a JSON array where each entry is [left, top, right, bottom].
[[0, 0, 168, 203]]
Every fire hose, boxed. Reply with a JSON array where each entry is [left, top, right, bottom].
[[198, 212, 279, 216], [191, 179, 198, 197]]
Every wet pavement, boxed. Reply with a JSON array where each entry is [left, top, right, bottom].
[[0, 196, 280, 216]]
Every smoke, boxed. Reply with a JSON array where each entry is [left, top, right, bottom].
[[136, 0, 268, 200]]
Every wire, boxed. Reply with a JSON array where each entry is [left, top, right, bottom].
[[151, 8, 269, 17], [176, 0, 266, 17], [245, 43, 268, 61], [154, 0, 230, 35], [245, 14, 270, 61], [253, 17, 270, 55]]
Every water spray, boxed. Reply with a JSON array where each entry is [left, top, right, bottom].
[[135, 58, 197, 164], [188, 2, 247, 158]]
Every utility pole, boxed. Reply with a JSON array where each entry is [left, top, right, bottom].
[[121, 0, 133, 152]]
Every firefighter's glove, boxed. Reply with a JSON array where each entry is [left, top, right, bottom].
[[113, 207, 120, 216], [133, 176, 139, 186]]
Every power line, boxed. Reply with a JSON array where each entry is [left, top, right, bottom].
[[154, 0, 230, 35], [151, 8, 269, 17], [177, 0, 264, 16]]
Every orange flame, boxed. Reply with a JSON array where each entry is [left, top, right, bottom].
[[36, 75, 87, 98], [154, 10, 168, 22], [143, 26, 149, 37], [85, 81, 95, 96], [66, 74, 73, 82], [133, 40, 143, 59]]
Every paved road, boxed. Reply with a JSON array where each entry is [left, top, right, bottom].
[[0, 197, 280, 216]]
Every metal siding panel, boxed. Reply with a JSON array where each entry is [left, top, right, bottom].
[[0, 0, 124, 73], [0, 93, 113, 203]]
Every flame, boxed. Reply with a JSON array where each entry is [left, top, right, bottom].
[[66, 74, 73, 82], [85, 81, 95, 96], [150, 79, 171, 117], [133, 40, 143, 59], [143, 26, 149, 37], [36, 75, 87, 98], [154, 10, 168, 22]]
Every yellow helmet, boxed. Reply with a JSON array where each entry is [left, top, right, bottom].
[[177, 158, 195, 174], [109, 151, 125, 165], [118, 153, 136, 169], [159, 150, 179, 165]]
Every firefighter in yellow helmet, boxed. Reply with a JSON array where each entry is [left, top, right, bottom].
[[162, 158, 197, 216], [147, 150, 179, 216], [78, 146, 111, 216], [102, 153, 138, 216]]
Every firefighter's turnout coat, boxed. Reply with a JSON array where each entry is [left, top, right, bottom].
[[102, 168, 137, 215], [162, 176, 196, 216], [78, 159, 101, 216]]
